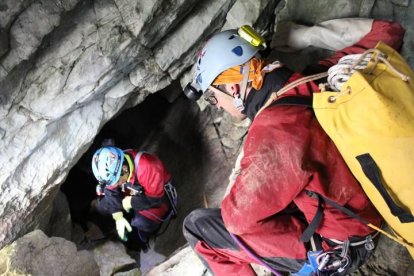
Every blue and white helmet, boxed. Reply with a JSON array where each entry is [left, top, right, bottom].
[[92, 146, 124, 187], [194, 29, 261, 93]]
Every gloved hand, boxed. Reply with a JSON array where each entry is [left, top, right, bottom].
[[122, 196, 133, 213], [112, 212, 132, 241]]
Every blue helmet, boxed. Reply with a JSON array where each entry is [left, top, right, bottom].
[[92, 146, 124, 187]]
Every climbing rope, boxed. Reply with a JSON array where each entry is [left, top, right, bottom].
[[327, 53, 372, 91], [258, 48, 411, 112], [327, 48, 410, 103]]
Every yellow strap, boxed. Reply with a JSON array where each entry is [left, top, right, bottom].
[[124, 154, 134, 182], [367, 223, 414, 250]]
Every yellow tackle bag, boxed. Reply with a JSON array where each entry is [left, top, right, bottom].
[[313, 42, 414, 258]]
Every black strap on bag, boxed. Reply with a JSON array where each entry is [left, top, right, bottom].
[[301, 193, 324, 242], [356, 153, 414, 223], [270, 96, 313, 108], [164, 181, 178, 217], [301, 190, 372, 243]]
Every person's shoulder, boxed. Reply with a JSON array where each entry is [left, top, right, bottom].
[[140, 152, 159, 161], [139, 153, 166, 169], [250, 100, 313, 141], [255, 98, 309, 120], [249, 108, 288, 138]]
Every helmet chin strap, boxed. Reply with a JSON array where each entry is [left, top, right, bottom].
[[124, 154, 135, 183], [234, 61, 251, 111]]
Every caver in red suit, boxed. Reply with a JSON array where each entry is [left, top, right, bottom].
[[95, 149, 172, 243], [183, 20, 405, 275]]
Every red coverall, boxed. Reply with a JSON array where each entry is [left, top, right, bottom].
[[97, 151, 172, 242], [183, 20, 405, 275]]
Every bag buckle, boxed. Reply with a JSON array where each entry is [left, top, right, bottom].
[[364, 235, 375, 251], [233, 95, 245, 110]]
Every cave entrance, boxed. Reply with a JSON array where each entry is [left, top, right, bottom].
[[60, 82, 218, 271]]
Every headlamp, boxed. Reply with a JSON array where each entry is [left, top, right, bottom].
[[183, 82, 203, 101], [238, 25, 267, 49]]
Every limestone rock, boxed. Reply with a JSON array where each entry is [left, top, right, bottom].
[[355, 230, 414, 276], [0, 100, 104, 248], [154, 0, 236, 80], [129, 57, 172, 93], [114, 0, 200, 48], [137, 0, 200, 49], [391, 0, 410, 6], [222, 0, 279, 38], [0, 28, 8, 57], [0, 0, 281, 251], [147, 245, 272, 276], [0, 1, 34, 30], [0, 0, 146, 248], [0, 0, 80, 79], [93, 240, 140, 276], [146, 245, 206, 276], [44, 191, 72, 240], [0, 229, 99, 276], [216, 111, 249, 161]]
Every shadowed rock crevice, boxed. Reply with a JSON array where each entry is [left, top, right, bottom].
[[60, 82, 232, 266]]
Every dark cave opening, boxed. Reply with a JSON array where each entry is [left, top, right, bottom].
[[61, 90, 171, 228], [60, 81, 215, 264]]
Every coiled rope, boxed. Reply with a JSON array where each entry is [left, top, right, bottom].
[[257, 48, 410, 116], [327, 53, 373, 91]]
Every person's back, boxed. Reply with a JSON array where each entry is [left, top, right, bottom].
[[221, 88, 381, 257], [183, 19, 404, 275], [123, 150, 172, 230]]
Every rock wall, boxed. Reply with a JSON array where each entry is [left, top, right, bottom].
[[0, 0, 278, 248], [1, 0, 414, 271], [0, 230, 100, 276]]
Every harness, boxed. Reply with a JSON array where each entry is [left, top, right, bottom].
[[262, 64, 414, 251], [269, 97, 377, 242], [123, 150, 178, 221], [228, 98, 379, 276], [271, 97, 377, 276]]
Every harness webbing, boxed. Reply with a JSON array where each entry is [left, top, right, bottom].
[[301, 192, 324, 243], [303, 190, 414, 251], [269, 96, 312, 108]]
